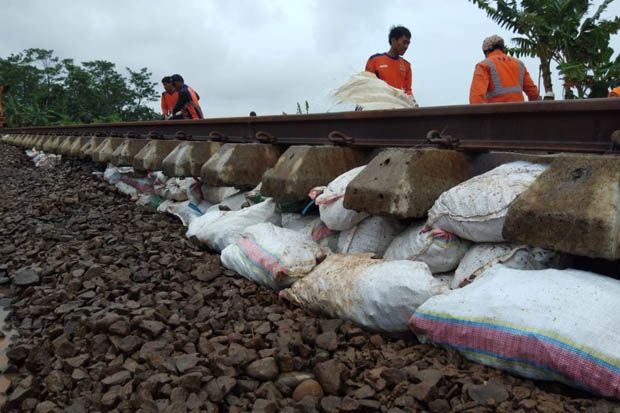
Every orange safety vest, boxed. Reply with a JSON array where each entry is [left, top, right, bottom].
[[365, 53, 413, 96], [469, 50, 538, 104], [185, 86, 203, 119], [609, 86, 620, 97], [161, 90, 178, 117]]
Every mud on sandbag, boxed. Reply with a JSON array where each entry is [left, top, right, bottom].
[[280, 253, 449, 332]]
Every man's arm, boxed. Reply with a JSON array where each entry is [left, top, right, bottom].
[[171, 89, 191, 115], [522, 69, 540, 101], [160, 94, 167, 116], [469, 63, 489, 104], [405, 63, 412, 96]]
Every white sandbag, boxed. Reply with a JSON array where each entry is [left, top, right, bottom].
[[338, 216, 405, 257], [162, 177, 194, 201], [452, 243, 561, 289], [194, 199, 281, 252], [281, 213, 339, 252], [333, 71, 417, 110], [221, 223, 326, 290], [114, 181, 140, 199], [410, 266, 620, 399], [427, 162, 547, 242], [33, 153, 61, 168], [280, 254, 448, 332], [103, 164, 134, 184], [384, 223, 470, 273], [315, 166, 368, 231], [201, 185, 240, 204], [157, 200, 202, 226], [186, 208, 228, 240]]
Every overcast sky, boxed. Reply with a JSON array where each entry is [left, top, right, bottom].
[[2, 0, 619, 117]]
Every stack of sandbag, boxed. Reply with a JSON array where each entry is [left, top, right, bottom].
[[281, 213, 339, 252], [280, 254, 449, 332], [384, 223, 470, 273], [409, 266, 620, 399], [221, 223, 326, 290], [31, 151, 61, 168], [338, 216, 405, 257], [452, 243, 565, 289], [313, 166, 368, 231], [427, 161, 548, 242], [186, 199, 281, 252]]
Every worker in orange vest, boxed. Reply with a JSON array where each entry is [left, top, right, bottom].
[[170, 74, 203, 119], [469, 35, 539, 104], [365, 26, 413, 97], [160, 76, 178, 120], [609, 86, 620, 97]]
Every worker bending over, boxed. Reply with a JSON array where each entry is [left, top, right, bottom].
[[170, 74, 203, 119], [469, 35, 539, 104], [365, 26, 413, 97], [160, 76, 178, 120]]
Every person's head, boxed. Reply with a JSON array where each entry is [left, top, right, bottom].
[[161, 76, 175, 93], [388, 25, 411, 56], [482, 35, 505, 56], [170, 74, 184, 90]]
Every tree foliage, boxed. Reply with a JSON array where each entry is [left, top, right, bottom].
[[470, 0, 620, 98], [0, 48, 160, 127]]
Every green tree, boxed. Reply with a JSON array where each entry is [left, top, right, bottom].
[[0, 48, 159, 127], [469, 0, 620, 98]]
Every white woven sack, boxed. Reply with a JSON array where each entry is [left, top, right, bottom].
[[427, 162, 548, 242]]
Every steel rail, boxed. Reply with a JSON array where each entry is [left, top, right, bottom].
[[3, 99, 620, 153]]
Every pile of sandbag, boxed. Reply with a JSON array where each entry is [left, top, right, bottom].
[[409, 266, 620, 399], [25, 148, 61, 168]]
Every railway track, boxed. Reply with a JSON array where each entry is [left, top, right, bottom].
[[3, 98, 620, 154]]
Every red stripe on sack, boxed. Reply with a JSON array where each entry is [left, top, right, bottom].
[[314, 194, 342, 205], [409, 315, 620, 398], [237, 236, 288, 279], [311, 222, 335, 242]]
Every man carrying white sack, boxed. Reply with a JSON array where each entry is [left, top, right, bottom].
[[332, 26, 417, 112], [363, 25, 418, 108]]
